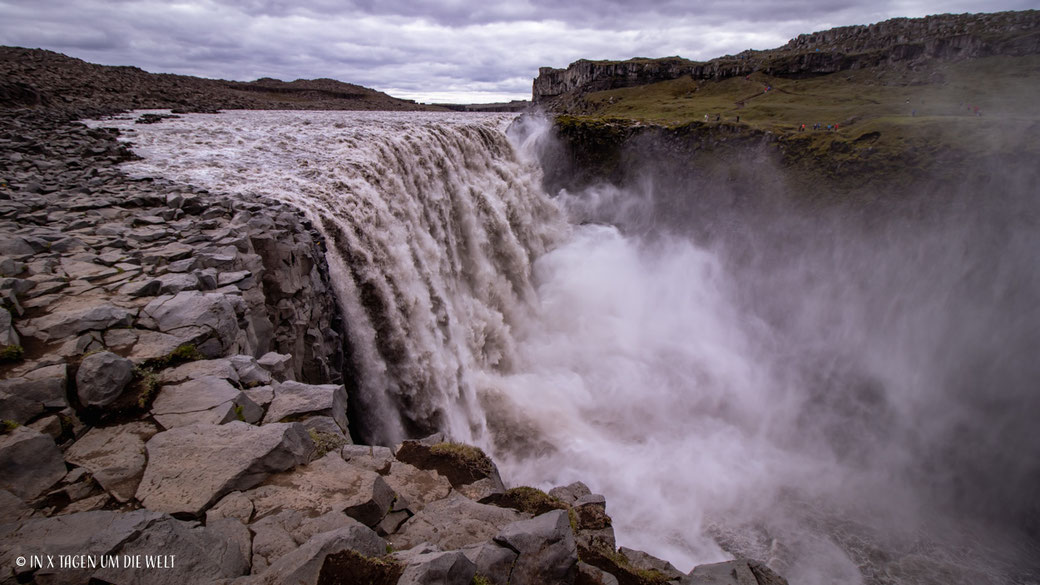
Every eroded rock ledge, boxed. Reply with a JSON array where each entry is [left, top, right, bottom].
[[0, 111, 787, 585]]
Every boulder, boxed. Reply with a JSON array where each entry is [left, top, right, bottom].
[[395, 548, 476, 585], [549, 481, 592, 505], [0, 364, 68, 424], [248, 524, 386, 585], [340, 444, 394, 474], [393, 492, 524, 551], [150, 376, 261, 428], [0, 510, 164, 583], [75, 350, 134, 408], [493, 510, 578, 585], [395, 439, 504, 490], [577, 561, 621, 585], [460, 541, 519, 585], [256, 351, 292, 380], [229, 355, 273, 386], [683, 560, 788, 585], [0, 426, 66, 501], [247, 452, 395, 527], [264, 380, 348, 434], [0, 306, 18, 346], [135, 421, 313, 516], [139, 292, 238, 354], [249, 510, 366, 573], [64, 422, 157, 502], [381, 460, 452, 513], [92, 516, 252, 585], [618, 546, 684, 582]]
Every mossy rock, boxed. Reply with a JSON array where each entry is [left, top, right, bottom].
[[480, 486, 568, 516], [395, 440, 497, 488], [317, 550, 402, 585]]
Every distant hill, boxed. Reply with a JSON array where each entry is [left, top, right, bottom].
[[0, 46, 439, 119]]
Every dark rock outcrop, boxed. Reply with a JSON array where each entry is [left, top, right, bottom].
[[533, 10, 1040, 105]]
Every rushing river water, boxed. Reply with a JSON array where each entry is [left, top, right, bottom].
[[90, 110, 1040, 585]]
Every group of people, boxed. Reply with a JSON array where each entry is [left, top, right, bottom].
[[801, 123, 840, 131]]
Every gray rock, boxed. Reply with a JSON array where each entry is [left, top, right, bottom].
[[301, 416, 350, 443], [249, 510, 363, 573], [256, 351, 292, 380], [243, 385, 274, 408], [0, 364, 68, 424], [0, 307, 18, 346], [493, 510, 578, 585], [548, 481, 592, 505], [0, 487, 29, 521], [394, 492, 524, 551], [29, 303, 133, 341], [382, 461, 452, 513], [229, 355, 273, 386], [683, 560, 788, 585], [578, 561, 621, 585], [460, 541, 519, 585], [247, 452, 395, 527], [120, 278, 163, 297], [0, 426, 66, 501], [150, 376, 243, 429], [0, 510, 164, 583], [140, 292, 238, 355], [159, 359, 239, 385], [27, 414, 63, 440], [64, 422, 157, 502], [340, 444, 394, 474], [248, 524, 385, 585], [618, 547, 684, 582], [206, 491, 255, 524], [395, 548, 476, 585], [128, 330, 184, 363], [135, 421, 313, 516], [0, 236, 36, 257], [156, 271, 201, 294], [92, 516, 251, 584], [264, 380, 348, 434], [75, 351, 134, 408]]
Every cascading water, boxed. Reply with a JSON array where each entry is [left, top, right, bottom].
[[94, 110, 1040, 585]]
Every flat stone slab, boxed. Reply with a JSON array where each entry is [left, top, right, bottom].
[[64, 422, 157, 502], [0, 426, 67, 501], [135, 421, 313, 516], [246, 452, 395, 527], [394, 492, 524, 551], [264, 380, 348, 433]]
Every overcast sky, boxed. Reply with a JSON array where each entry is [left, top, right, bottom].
[[1, 0, 1035, 103]]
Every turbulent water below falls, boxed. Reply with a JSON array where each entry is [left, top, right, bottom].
[[93, 111, 1040, 585]]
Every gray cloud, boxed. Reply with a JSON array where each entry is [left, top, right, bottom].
[[1, 0, 1035, 103]]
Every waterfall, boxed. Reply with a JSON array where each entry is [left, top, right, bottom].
[[103, 110, 1040, 585]]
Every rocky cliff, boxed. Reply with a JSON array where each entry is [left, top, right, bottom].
[[533, 10, 1040, 104]]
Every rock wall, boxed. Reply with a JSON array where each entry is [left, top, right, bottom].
[[532, 10, 1040, 103]]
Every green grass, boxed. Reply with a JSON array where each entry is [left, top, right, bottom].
[[471, 576, 492, 585], [564, 54, 1040, 164], [308, 428, 348, 457], [0, 344, 24, 363], [0, 419, 19, 434], [429, 442, 495, 477]]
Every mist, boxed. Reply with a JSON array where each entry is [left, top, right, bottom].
[[489, 114, 1040, 584], [101, 110, 1040, 585]]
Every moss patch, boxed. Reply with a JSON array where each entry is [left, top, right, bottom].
[[317, 550, 402, 585], [309, 428, 348, 458], [0, 344, 24, 363]]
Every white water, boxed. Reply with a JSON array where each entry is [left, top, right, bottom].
[[92, 110, 1040, 585]]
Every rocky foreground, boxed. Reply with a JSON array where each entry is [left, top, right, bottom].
[[0, 108, 787, 585]]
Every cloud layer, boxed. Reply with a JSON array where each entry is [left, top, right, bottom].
[[1, 0, 1035, 103]]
